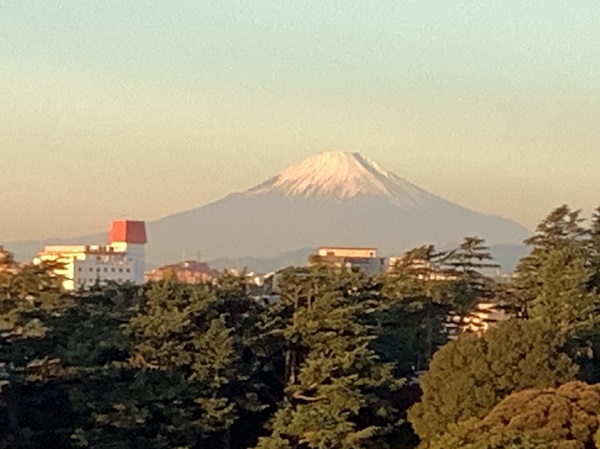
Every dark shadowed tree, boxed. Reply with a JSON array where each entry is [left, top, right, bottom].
[[380, 245, 453, 374]]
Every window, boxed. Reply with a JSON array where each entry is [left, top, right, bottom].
[[126, 268, 130, 273], [111, 268, 115, 272], [89, 268, 93, 272], [119, 268, 123, 273], [77, 267, 82, 272], [97, 268, 101, 272], [104, 267, 108, 272]]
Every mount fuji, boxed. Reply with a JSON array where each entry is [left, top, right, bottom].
[[147, 151, 529, 265], [7, 152, 531, 269]]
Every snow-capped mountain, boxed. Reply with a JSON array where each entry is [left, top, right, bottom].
[[6, 151, 531, 269], [248, 152, 430, 206], [142, 151, 530, 265]]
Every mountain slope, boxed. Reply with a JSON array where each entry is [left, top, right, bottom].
[[6, 151, 531, 268], [144, 151, 529, 264]]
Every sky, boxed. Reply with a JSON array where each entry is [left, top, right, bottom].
[[1, 0, 599, 241]]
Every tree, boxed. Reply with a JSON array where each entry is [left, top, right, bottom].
[[511, 205, 590, 318], [443, 237, 500, 334], [69, 279, 269, 449], [380, 245, 453, 374], [427, 381, 600, 449], [408, 319, 578, 443], [0, 255, 73, 449], [528, 245, 598, 334], [508, 206, 600, 381], [254, 266, 403, 449], [589, 206, 600, 291]]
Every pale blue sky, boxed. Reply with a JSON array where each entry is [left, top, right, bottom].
[[1, 1, 599, 241]]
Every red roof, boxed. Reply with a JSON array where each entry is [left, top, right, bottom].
[[109, 220, 147, 244]]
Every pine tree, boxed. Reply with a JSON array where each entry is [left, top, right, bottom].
[[254, 267, 403, 449], [443, 237, 500, 334], [588, 206, 600, 291], [0, 252, 73, 449], [511, 205, 590, 318], [67, 280, 265, 449], [510, 206, 600, 334], [380, 245, 452, 374]]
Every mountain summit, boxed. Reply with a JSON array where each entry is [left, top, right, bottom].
[[248, 151, 428, 206], [7, 151, 531, 268]]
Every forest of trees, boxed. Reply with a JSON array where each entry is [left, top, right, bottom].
[[2, 205, 600, 449]]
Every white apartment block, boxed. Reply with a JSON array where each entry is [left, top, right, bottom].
[[34, 220, 147, 291]]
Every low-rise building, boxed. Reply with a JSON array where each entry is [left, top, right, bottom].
[[34, 220, 147, 290], [310, 246, 386, 275]]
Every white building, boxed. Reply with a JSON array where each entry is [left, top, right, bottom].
[[34, 220, 147, 291]]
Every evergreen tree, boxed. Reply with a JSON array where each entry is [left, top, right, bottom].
[[588, 206, 600, 291], [408, 319, 578, 443], [427, 381, 600, 449], [443, 237, 500, 333], [0, 253, 73, 449], [511, 205, 590, 318], [380, 245, 452, 374], [529, 246, 598, 333], [509, 206, 600, 378], [111, 280, 265, 449], [254, 267, 403, 449]]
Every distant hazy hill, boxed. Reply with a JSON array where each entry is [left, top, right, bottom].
[[207, 244, 529, 274], [6, 151, 531, 270]]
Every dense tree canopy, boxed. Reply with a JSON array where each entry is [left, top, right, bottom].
[[408, 319, 578, 442], [427, 381, 600, 449], [3, 204, 600, 449], [254, 267, 403, 449]]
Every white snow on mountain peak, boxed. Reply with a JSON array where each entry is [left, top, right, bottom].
[[247, 151, 437, 207]]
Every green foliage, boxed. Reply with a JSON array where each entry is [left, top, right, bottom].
[[408, 319, 578, 443], [512, 205, 595, 323], [509, 205, 600, 381], [427, 381, 600, 449], [255, 267, 403, 449], [379, 245, 452, 374], [444, 237, 501, 333], [529, 246, 598, 333], [72, 279, 270, 449], [588, 206, 600, 290], [6, 205, 600, 449]]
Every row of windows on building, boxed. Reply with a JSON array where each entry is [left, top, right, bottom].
[[77, 278, 127, 285], [77, 267, 130, 273]]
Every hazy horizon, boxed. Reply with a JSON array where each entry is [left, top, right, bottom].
[[2, 1, 599, 241]]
